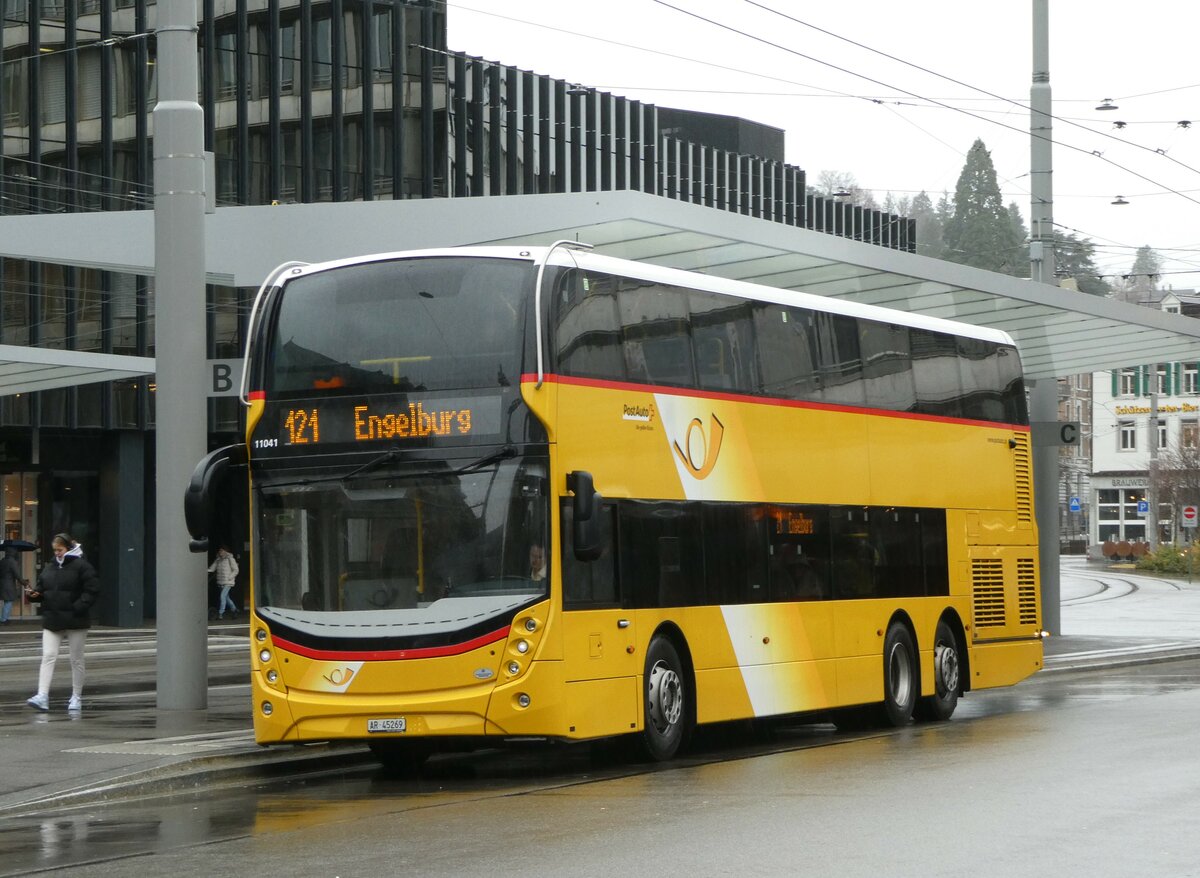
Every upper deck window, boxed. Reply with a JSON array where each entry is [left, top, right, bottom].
[[264, 257, 534, 395]]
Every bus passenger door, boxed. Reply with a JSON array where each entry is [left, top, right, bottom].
[[559, 504, 641, 739]]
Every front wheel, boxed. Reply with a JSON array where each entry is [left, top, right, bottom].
[[881, 623, 917, 727], [640, 636, 693, 761], [915, 620, 961, 722]]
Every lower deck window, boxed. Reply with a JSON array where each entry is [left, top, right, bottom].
[[563, 499, 949, 609]]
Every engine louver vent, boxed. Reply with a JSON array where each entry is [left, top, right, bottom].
[[1012, 434, 1032, 522], [1017, 558, 1039, 626], [972, 559, 1006, 628]]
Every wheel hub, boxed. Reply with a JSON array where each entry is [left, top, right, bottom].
[[887, 642, 913, 704], [935, 642, 960, 695], [648, 660, 682, 731]]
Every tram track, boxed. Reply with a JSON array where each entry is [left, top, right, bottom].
[[1060, 577, 1139, 605]]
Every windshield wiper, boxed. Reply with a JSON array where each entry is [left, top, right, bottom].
[[344, 445, 403, 481], [455, 444, 517, 474], [263, 445, 518, 490]]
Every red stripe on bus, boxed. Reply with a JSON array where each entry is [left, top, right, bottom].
[[271, 626, 511, 662], [248, 390, 266, 401], [522, 372, 1031, 433]]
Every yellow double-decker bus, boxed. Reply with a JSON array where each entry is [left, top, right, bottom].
[[186, 243, 1043, 767]]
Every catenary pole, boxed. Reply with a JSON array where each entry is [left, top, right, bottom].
[[1030, 0, 1060, 634], [153, 0, 209, 708]]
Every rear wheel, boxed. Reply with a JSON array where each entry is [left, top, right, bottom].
[[881, 623, 917, 727], [640, 636, 693, 761], [915, 620, 961, 722]]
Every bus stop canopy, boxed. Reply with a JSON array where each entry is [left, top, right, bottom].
[[2, 189, 1199, 389], [0, 344, 154, 396]]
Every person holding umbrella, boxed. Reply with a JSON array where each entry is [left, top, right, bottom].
[[25, 533, 100, 712]]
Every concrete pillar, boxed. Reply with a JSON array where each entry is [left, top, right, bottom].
[[153, 0, 210, 709], [1031, 378, 1061, 635]]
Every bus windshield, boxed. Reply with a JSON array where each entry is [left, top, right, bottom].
[[253, 455, 550, 622], [265, 256, 535, 395]]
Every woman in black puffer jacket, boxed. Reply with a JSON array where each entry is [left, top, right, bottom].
[[25, 533, 100, 713]]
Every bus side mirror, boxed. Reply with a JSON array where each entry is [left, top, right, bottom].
[[567, 470, 604, 562], [184, 444, 247, 553]]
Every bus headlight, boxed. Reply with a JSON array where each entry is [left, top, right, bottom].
[[516, 693, 531, 708], [256, 628, 268, 642], [261, 700, 274, 716], [259, 649, 271, 663], [266, 669, 278, 684], [524, 618, 538, 632], [507, 660, 521, 676], [516, 639, 530, 654]]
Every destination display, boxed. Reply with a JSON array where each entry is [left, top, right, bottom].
[[253, 392, 504, 453]]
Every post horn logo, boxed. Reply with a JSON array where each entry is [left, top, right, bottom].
[[673, 414, 725, 479], [323, 667, 356, 687]]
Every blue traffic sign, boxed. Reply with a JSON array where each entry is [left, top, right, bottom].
[[1137, 499, 1150, 515], [1069, 497, 1081, 512]]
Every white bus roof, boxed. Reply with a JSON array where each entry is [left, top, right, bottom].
[[285, 244, 1018, 348]]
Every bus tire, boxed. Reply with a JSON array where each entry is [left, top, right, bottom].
[[640, 636, 692, 761], [915, 620, 961, 722], [882, 622, 917, 727]]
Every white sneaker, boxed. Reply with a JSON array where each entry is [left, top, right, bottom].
[[26, 693, 49, 711], [67, 695, 82, 712]]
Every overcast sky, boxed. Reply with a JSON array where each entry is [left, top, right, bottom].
[[447, 1, 1200, 290]]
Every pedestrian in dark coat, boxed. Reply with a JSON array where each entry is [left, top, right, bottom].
[[0, 546, 24, 623], [25, 533, 100, 713]]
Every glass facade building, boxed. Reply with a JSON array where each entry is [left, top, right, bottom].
[[1, 0, 915, 623]]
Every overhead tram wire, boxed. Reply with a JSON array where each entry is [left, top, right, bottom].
[[448, 0, 1198, 210], [737, 0, 1200, 182], [0, 30, 154, 67], [438, 1, 890, 105], [651, 0, 1200, 210]]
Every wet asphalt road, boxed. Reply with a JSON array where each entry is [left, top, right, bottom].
[[4, 656, 1200, 878]]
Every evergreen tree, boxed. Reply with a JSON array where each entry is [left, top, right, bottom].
[[882, 193, 911, 216], [1006, 202, 1031, 278], [1130, 245, 1163, 292], [1054, 232, 1109, 296], [935, 191, 954, 250], [942, 139, 1025, 275], [909, 191, 944, 259]]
